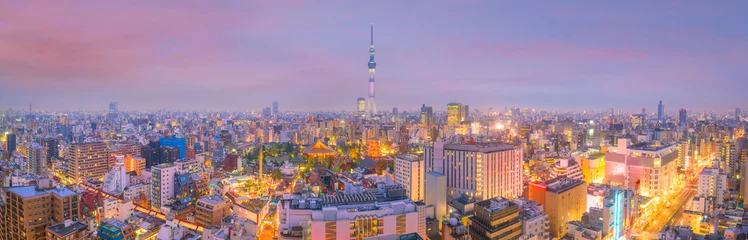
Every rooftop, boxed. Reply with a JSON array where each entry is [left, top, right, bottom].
[[476, 197, 515, 213], [198, 195, 226, 205], [6, 186, 77, 198], [628, 142, 675, 152], [395, 154, 421, 162], [46, 221, 87, 236], [444, 143, 518, 153], [545, 177, 585, 194]]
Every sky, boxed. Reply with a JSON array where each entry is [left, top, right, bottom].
[[1, 1, 747, 113]]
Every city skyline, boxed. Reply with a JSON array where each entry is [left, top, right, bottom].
[[2, 2, 748, 112]]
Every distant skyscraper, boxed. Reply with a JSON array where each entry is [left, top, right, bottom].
[[679, 108, 687, 125], [356, 97, 366, 116], [447, 102, 462, 127], [737, 108, 742, 121], [420, 104, 433, 126], [366, 24, 377, 119], [657, 100, 664, 120], [272, 101, 279, 115], [460, 104, 469, 122], [392, 107, 398, 116], [109, 102, 118, 113]]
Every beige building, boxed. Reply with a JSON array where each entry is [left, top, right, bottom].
[[196, 195, 231, 227], [528, 178, 587, 238], [425, 143, 523, 201], [394, 154, 424, 202], [124, 153, 146, 176], [0, 184, 80, 240], [65, 142, 108, 182]]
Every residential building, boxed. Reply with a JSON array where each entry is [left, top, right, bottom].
[[97, 218, 134, 240], [468, 197, 523, 240], [65, 142, 108, 182], [394, 154, 425, 202], [151, 163, 178, 210], [124, 154, 145, 176], [512, 198, 549, 240], [196, 196, 231, 227], [697, 168, 727, 206], [0, 184, 80, 240], [28, 142, 46, 175]]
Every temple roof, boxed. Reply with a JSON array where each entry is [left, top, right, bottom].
[[303, 140, 335, 155]]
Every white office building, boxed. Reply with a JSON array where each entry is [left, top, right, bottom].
[[394, 154, 425, 202], [697, 168, 727, 206], [151, 163, 178, 210], [425, 143, 523, 200]]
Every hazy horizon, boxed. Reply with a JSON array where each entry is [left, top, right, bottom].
[[1, 1, 747, 112]]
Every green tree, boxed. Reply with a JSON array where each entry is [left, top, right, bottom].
[[271, 168, 282, 181]]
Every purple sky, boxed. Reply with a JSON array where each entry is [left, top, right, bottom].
[[1, 1, 747, 113]]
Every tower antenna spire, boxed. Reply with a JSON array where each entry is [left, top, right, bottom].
[[370, 23, 374, 45]]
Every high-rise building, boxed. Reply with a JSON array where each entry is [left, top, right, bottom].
[[392, 107, 399, 116], [528, 178, 587, 238], [678, 141, 689, 169], [604, 139, 678, 197], [357, 97, 366, 116], [716, 137, 737, 175], [447, 103, 462, 127], [697, 168, 727, 206], [468, 197, 523, 240], [272, 101, 279, 115], [0, 184, 80, 240], [460, 104, 469, 122], [679, 108, 687, 125], [195, 196, 231, 227], [151, 163, 178, 210], [108, 102, 118, 113], [159, 137, 186, 159], [420, 104, 433, 126], [425, 143, 523, 201], [737, 108, 742, 122], [28, 142, 47, 175], [631, 114, 645, 129], [366, 24, 377, 119], [657, 100, 664, 120], [40, 137, 59, 165], [6, 133, 16, 155], [425, 172, 447, 221], [394, 154, 424, 202], [65, 142, 108, 182]]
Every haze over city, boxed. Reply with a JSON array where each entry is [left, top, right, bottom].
[[1, 1, 748, 112]]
